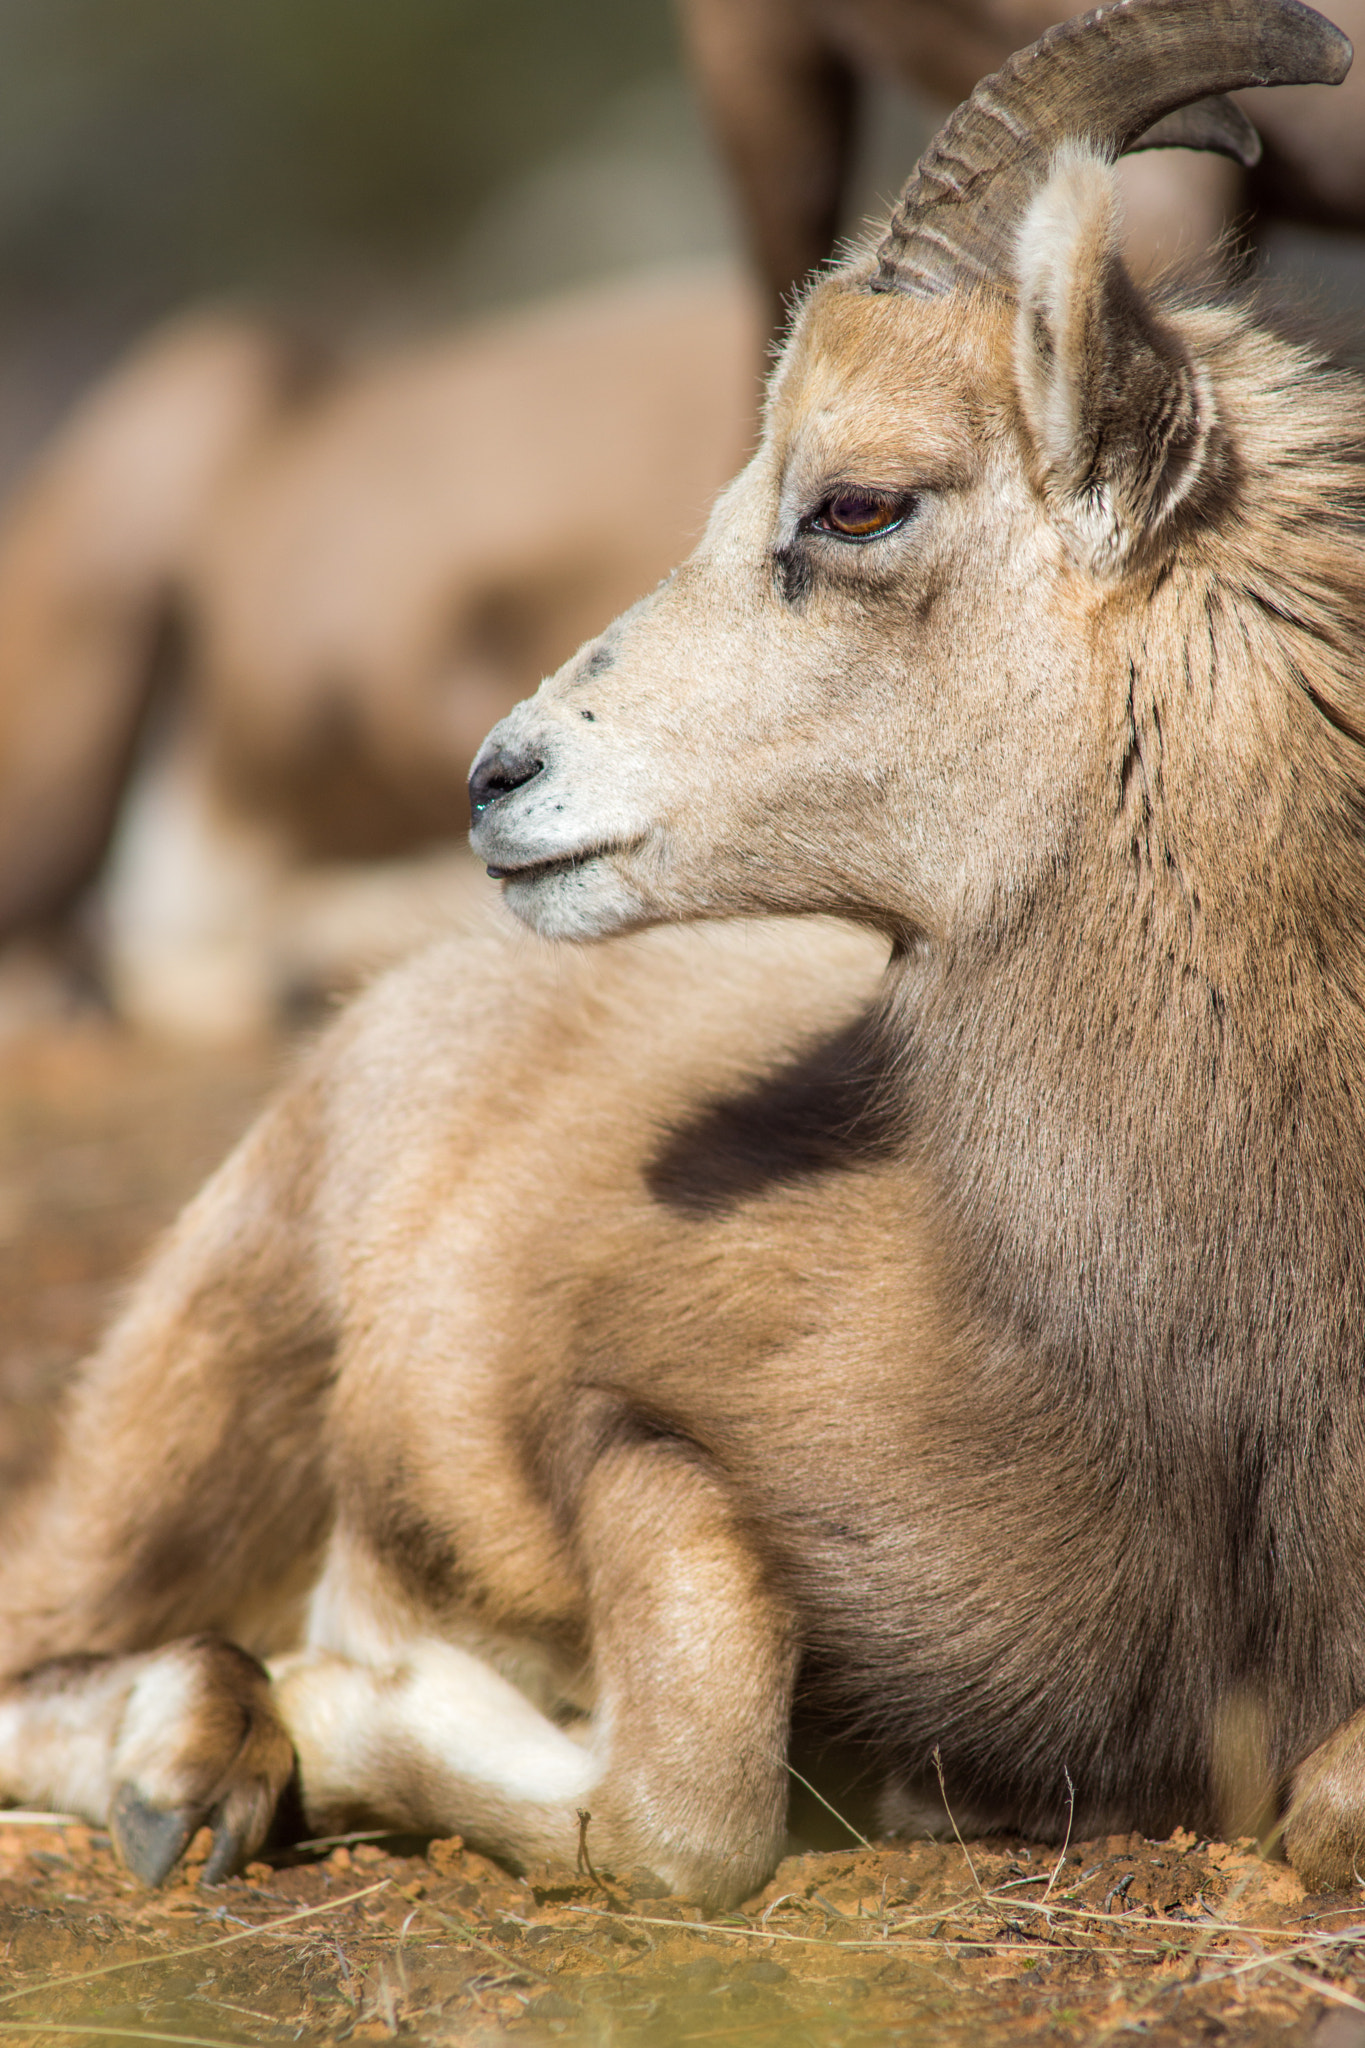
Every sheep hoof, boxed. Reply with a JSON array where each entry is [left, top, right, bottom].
[[201, 1802, 259, 1886], [110, 1784, 199, 1888]]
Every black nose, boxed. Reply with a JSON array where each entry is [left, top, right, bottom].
[[469, 742, 543, 814]]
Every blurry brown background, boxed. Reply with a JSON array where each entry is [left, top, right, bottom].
[[0, 0, 1358, 486], [0, 0, 714, 487], [0, 0, 740, 1479], [0, 0, 957, 497]]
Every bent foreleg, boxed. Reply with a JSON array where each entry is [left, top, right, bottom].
[[277, 1442, 798, 1908]]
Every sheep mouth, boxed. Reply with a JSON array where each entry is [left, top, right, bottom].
[[484, 843, 621, 884]]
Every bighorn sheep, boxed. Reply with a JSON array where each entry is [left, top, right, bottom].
[[0, 269, 758, 1036], [681, 0, 1365, 319], [2, 0, 1365, 1910]]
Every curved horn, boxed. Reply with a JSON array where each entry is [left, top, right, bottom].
[[872, 0, 1351, 298]]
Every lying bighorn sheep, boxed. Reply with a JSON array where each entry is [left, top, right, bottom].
[[3, 0, 1365, 1907], [0, 269, 758, 1036], [681, 0, 1365, 319]]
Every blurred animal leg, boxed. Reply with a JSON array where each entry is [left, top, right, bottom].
[[277, 1441, 798, 1907], [99, 715, 289, 1040], [0, 313, 306, 942], [679, 0, 856, 337]]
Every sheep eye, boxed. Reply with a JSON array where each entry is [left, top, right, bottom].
[[812, 489, 911, 540]]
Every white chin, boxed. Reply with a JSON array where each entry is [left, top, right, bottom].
[[501, 859, 646, 940]]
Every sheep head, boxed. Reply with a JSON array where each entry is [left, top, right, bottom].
[[469, 0, 1357, 950]]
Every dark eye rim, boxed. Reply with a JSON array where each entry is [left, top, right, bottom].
[[806, 486, 919, 544]]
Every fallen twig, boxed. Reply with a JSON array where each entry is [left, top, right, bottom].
[[1040, 1768, 1076, 1906]]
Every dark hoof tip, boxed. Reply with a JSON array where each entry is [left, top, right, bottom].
[[200, 1813, 248, 1886], [110, 1783, 199, 1887]]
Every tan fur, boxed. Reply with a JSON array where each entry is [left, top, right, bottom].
[[2, 139, 1365, 1904]]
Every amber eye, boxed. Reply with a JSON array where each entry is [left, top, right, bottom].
[[812, 489, 911, 540]]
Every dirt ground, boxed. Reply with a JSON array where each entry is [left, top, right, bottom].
[[2, 1022, 1365, 2048]]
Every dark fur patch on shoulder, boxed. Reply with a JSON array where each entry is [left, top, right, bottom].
[[645, 1011, 902, 1218], [355, 1451, 466, 1610]]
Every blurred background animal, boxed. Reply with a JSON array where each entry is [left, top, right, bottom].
[[681, 0, 1365, 324], [0, 3, 763, 1039], [0, 272, 758, 1038]]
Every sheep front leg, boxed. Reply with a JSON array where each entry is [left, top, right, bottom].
[[0, 1637, 293, 1884], [277, 1443, 798, 1908]]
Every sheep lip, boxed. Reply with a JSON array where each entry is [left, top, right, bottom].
[[484, 843, 621, 884]]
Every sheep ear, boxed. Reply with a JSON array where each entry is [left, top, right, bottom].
[[1013, 146, 1214, 572]]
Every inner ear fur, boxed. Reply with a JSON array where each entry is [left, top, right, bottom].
[[1013, 145, 1214, 573]]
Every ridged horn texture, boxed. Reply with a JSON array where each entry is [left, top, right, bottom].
[[871, 0, 1352, 298]]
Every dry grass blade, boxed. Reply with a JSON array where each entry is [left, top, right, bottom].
[[0, 1878, 391, 2011], [999, 1892, 1236, 1937], [978, 1867, 1360, 1948], [576, 1875, 1362, 1979], [782, 1760, 873, 1852], [288, 1829, 406, 1852], [1266, 1963, 1365, 2014], [564, 1904, 1162, 1960], [191, 1989, 293, 2028], [931, 1745, 982, 1895], [1039, 1767, 1075, 1905], [676, 2023, 827, 2045], [1205, 1923, 1365, 1987], [0, 2026, 241, 2047]]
